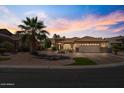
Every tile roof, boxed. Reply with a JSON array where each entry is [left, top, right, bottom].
[[0, 29, 13, 36], [58, 36, 108, 44]]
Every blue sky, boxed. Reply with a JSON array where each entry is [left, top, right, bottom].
[[6, 5, 124, 19], [0, 5, 124, 37]]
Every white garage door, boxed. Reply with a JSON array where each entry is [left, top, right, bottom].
[[78, 45, 100, 53]]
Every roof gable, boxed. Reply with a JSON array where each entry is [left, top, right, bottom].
[[0, 29, 13, 36]]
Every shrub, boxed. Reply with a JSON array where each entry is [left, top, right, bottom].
[[44, 39, 51, 48], [52, 46, 57, 51], [1, 41, 14, 52], [120, 45, 124, 50], [0, 56, 10, 61], [20, 46, 29, 52], [112, 44, 121, 55], [66, 49, 73, 53], [0, 48, 7, 55], [31, 51, 39, 56], [58, 50, 65, 54]]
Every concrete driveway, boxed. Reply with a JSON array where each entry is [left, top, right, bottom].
[[71, 53, 124, 64]]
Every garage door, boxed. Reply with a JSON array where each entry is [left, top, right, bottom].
[[78, 45, 100, 53]]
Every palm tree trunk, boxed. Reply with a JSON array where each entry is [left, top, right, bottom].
[[30, 30, 37, 54], [29, 41, 33, 53]]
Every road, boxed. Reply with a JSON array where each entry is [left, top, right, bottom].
[[0, 65, 124, 88]]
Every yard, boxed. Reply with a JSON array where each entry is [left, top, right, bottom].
[[0, 56, 11, 61], [0, 52, 74, 66], [71, 53, 124, 64], [69, 57, 97, 65], [0, 52, 124, 66]]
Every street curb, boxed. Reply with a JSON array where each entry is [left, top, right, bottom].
[[0, 62, 124, 69]]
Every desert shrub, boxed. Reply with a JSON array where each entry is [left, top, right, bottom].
[[0, 48, 7, 55], [66, 49, 73, 53], [20, 45, 29, 52], [58, 50, 65, 54], [44, 39, 51, 48], [112, 44, 121, 55], [1, 41, 14, 52], [52, 46, 57, 51], [120, 45, 124, 50]]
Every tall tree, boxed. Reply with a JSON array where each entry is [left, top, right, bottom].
[[37, 30, 49, 41], [18, 16, 47, 53]]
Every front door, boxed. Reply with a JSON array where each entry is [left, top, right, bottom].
[[75, 47, 79, 52]]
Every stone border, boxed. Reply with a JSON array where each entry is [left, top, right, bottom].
[[0, 62, 124, 69]]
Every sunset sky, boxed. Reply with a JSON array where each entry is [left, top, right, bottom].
[[0, 5, 124, 37]]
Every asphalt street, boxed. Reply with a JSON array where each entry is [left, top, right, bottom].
[[0, 66, 124, 88]]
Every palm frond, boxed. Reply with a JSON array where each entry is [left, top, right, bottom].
[[18, 25, 30, 30], [40, 30, 49, 35], [34, 16, 38, 23], [22, 20, 30, 26], [37, 21, 46, 29], [26, 17, 31, 23]]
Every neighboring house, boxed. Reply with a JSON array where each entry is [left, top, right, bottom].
[[52, 36, 111, 53], [105, 36, 124, 47], [15, 31, 26, 49], [0, 29, 19, 51], [16, 31, 42, 50]]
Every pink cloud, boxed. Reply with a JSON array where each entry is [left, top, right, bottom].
[[0, 6, 20, 33], [47, 11, 124, 33], [47, 16, 97, 32], [0, 22, 19, 33], [95, 26, 109, 31], [96, 11, 124, 26], [1, 6, 124, 34], [112, 26, 124, 32]]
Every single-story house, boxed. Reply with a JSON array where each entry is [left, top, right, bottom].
[[105, 36, 124, 47], [52, 36, 112, 53]]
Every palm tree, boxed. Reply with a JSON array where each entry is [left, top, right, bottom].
[[52, 34, 61, 51], [18, 16, 47, 53], [36, 30, 50, 49], [21, 33, 31, 51], [37, 30, 49, 41], [53, 34, 60, 39]]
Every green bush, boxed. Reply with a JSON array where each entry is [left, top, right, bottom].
[[0, 48, 7, 55], [112, 44, 121, 55], [66, 49, 73, 53], [52, 46, 57, 51], [120, 45, 124, 50], [0, 56, 10, 61], [19, 45, 29, 52], [44, 39, 51, 48], [1, 41, 14, 52]]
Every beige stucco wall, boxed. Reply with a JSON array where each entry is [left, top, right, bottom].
[[100, 42, 109, 48], [73, 43, 80, 51], [63, 44, 72, 50], [61, 42, 109, 52]]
